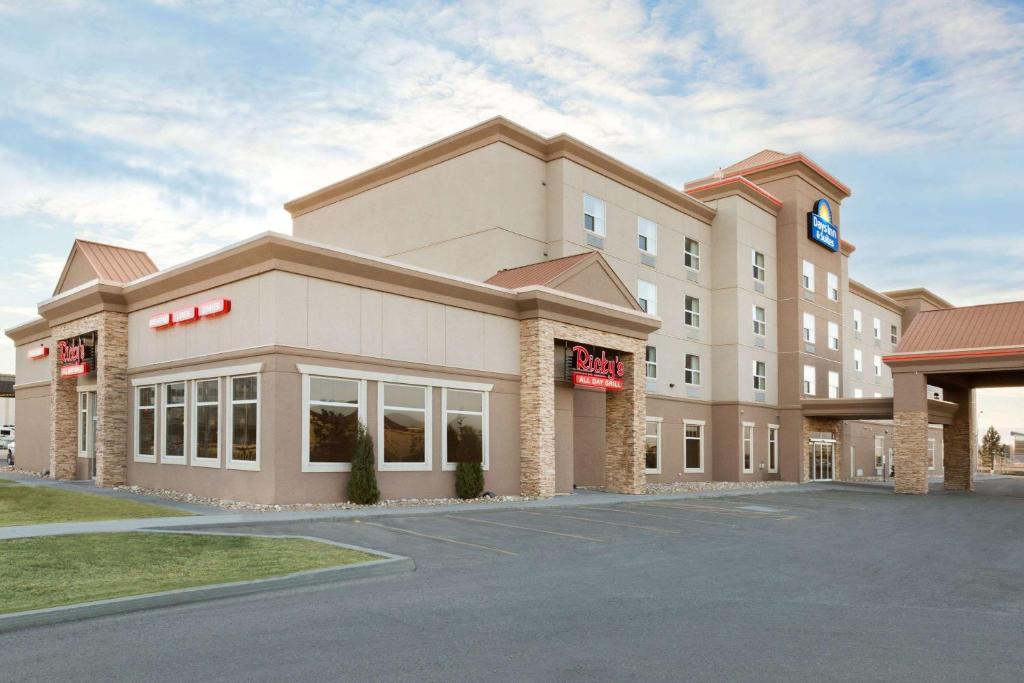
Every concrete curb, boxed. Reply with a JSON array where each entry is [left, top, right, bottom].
[[0, 531, 414, 634]]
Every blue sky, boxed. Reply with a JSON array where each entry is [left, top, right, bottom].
[[1, 0, 1023, 422]]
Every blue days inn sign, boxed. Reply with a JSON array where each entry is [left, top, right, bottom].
[[807, 198, 839, 252]]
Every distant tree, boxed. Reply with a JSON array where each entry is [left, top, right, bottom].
[[979, 426, 1002, 471], [347, 423, 380, 505]]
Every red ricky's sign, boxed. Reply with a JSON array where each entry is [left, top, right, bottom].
[[570, 344, 625, 391], [57, 333, 96, 379]]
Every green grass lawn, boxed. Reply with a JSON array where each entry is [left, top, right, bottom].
[[0, 481, 193, 526], [0, 532, 378, 614]]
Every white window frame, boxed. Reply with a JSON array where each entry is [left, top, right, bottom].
[[684, 237, 701, 271], [583, 193, 606, 236], [752, 250, 766, 283], [645, 345, 657, 380], [683, 419, 705, 473], [854, 349, 863, 372], [827, 272, 839, 301], [753, 305, 766, 337], [803, 365, 816, 396], [854, 388, 864, 398], [301, 374, 367, 473], [161, 381, 187, 465], [803, 312, 816, 344], [853, 309, 862, 332], [802, 260, 815, 291], [644, 416, 662, 475], [828, 371, 840, 398], [891, 324, 899, 345], [768, 424, 779, 473], [873, 317, 882, 340], [753, 360, 766, 391], [378, 382, 432, 472], [226, 374, 260, 471], [927, 437, 937, 471], [637, 216, 657, 255], [78, 391, 90, 457], [684, 295, 701, 329], [190, 377, 222, 468], [874, 435, 885, 469], [441, 388, 489, 472], [684, 354, 701, 386], [637, 279, 657, 315], [134, 385, 157, 463], [828, 321, 840, 351], [741, 422, 755, 474], [873, 355, 882, 378]]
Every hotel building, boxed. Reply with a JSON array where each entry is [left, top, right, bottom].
[[6, 117, 951, 503]]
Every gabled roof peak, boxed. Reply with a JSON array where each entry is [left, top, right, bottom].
[[53, 238, 158, 295]]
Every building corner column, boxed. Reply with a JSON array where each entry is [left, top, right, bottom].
[[942, 386, 973, 492], [48, 363, 77, 480], [892, 371, 929, 495], [519, 318, 556, 498], [95, 312, 129, 488], [603, 340, 645, 495]]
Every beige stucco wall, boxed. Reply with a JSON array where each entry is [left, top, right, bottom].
[[128, 271, 520, 376], [15, 338, 53, 386], [844, 290, 901, 398], [12, 384, 50, 472], [291, 142, 549, 282]]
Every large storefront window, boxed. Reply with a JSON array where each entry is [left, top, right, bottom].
[[684, 420, 703, 473], [304, 376, 364, 472], [228, 375, 259, 469], [443, 389, 487, 469], [379, 383, 431, 471], [645, 419, 661, 473], [192, 378, 220, 466], [135, 386, 156, 462], [163, 382, 186, 464]]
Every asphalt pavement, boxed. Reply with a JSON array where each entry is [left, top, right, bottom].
[[4, 479, 1024, 682]]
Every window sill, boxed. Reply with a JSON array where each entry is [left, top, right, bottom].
[[134, 455, 156, 464], [379, 462, 432, 472], [191, 457, 221, 468], [302, 462, 352, 473], [683, 468, 704, 474], [442, 462, 490, 472], [161, 456, 187, 466], [226, 460, 260, 472]]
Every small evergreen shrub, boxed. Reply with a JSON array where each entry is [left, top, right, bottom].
[[347, 423, 380, 505], [455, 460, 484, 499]]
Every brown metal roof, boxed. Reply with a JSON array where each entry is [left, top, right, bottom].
[[75, 239, 158, 283], [721, 149, 790, 175], [897, 301, 1024, 354], [484, 253, 593, 289]]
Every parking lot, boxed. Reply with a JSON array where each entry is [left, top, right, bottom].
[[5, 482, 1024, 682]]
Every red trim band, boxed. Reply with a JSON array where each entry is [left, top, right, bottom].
[[884, 347, 1024, 363]]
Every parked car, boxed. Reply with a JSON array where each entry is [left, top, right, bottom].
[[5, 440, 12, 467], [0, 426, 13, 449]]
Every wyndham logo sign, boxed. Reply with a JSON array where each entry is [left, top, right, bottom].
[[807, 198, 838, 252]]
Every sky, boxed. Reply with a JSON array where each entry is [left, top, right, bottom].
[[1, 0, 1022, 424]]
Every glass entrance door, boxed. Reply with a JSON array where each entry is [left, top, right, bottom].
[[88, 392, 97, 478], [809, 440, 835, 481], [78, 391, 97, 478]]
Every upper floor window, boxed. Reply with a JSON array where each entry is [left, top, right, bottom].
[[753, 360, 767, 391], [753, 305, 766, 337], [828, 321, 840, 350], [873, 355, 882, 377], [853, 309, 862, 332], [855, 388, 864, 398], [803, 365, 816, 396], [890, 324, 899, 345], [803, 313, 816, 344], [854, 348, 863, 372], [583, 194, 606, 236], [684, 354, 701, 386], [873, 317, 882, 340], [827, 272, 839, 301], [802, 260, 815, 291], [637, 217, 657, 255], [645, 346, 657, 379], [752, 251, 766, 283], [684, 295, 701, 329], [637, 280, 657, 315], [684, 238, 701, 271], [828, 371, 839, 398]]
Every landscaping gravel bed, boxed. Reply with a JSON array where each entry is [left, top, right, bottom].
[[114, 485, 533, 512], [644, 480, 798, 495]]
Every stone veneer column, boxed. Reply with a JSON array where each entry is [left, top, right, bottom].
[[94, 312, 129, 488], [519, 318, 556, 497], [892, 371, 929, 494], [48, 311, 129, 486], [942, 386, 973, 492], [603, 339, 645, 495]]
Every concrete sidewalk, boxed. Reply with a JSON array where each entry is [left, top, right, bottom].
[[0, 481, 861, 540]]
